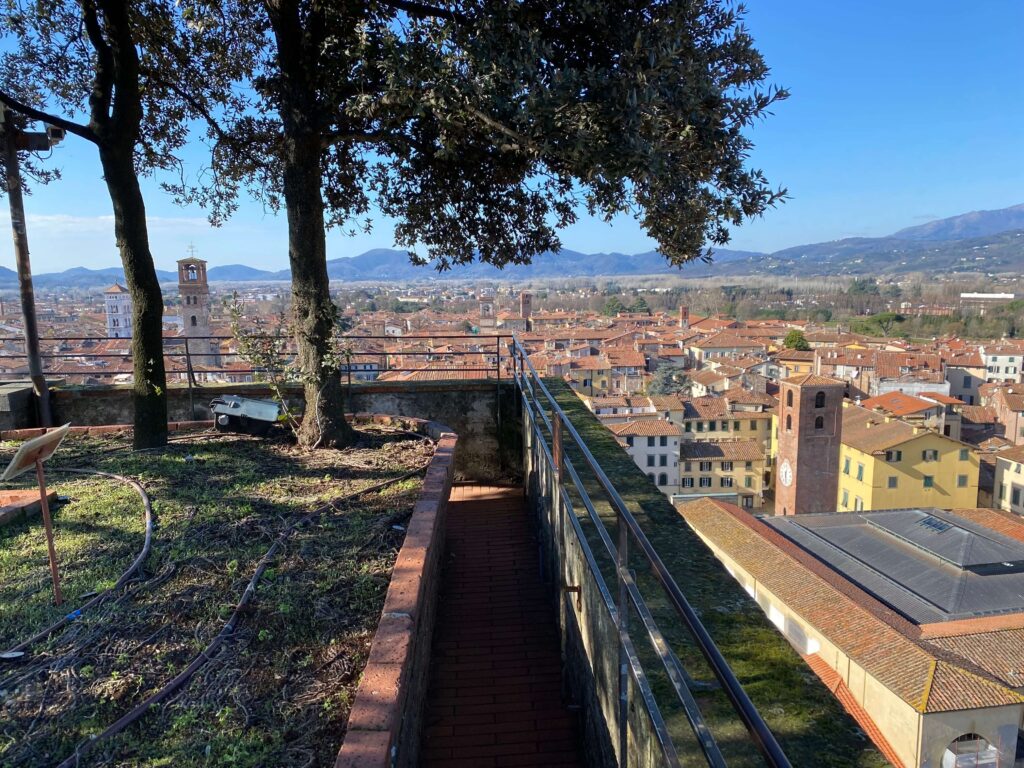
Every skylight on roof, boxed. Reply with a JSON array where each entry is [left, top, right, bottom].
[[918, 516, 953, 534]]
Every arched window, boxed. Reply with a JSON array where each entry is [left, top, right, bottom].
[[190, 315, 197, 327], [657, 473, 667, 486], [786, 390, 793, 407], [944, 734, 998, 767], [815, 415, 824, 430], [814, 391, 826, 409], [785, 414, 792, 431], [187, 265, 198, 281]]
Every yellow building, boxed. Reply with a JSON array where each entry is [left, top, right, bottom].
[[837, 402, 979, 512], [994, 444, 1024, 515], [677, 440, 765, 509]]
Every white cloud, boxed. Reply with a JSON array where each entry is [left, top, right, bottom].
[[0, 212, 212, 234]]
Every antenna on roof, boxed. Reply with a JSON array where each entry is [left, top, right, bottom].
[[186, 242, 198, 259]]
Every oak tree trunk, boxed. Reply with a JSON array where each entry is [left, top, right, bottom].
[[282, 136, 354, 448], [99, 144, 168, 449]]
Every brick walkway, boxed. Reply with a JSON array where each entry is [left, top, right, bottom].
[[420, 485, 584, 767]]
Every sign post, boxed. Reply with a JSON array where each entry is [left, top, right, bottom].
[[1, 423, 71, 605]]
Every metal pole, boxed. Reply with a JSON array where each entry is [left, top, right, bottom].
[[2, 111, 52, 427], [35, 458, 62, 606], [184, 338, 196, 420], [617, 509, 630, 766]]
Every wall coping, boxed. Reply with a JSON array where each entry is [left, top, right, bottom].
[[334, 413, 457, 768]]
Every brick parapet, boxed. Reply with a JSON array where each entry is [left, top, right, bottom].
[[334, 415, 457, 768]]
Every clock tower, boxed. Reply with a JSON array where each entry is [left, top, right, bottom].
[[775, 374, 845, 516]]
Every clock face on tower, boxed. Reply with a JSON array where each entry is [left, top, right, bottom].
[[779, 458, 793, 488]]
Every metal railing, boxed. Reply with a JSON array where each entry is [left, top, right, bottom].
[[509, 336, 791, 768], [0, 334, 511, 383]]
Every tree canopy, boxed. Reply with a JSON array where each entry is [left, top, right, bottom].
[[782, 329, 810, 350]]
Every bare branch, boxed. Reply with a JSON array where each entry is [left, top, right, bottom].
[[0, 90, 98, 143]]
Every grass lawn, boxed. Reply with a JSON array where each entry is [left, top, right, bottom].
[[0, 429, 429, 768]]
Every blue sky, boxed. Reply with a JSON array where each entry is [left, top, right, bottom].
[[3, 0, 1023, 273]]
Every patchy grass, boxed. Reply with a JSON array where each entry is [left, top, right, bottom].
[[0, 430, 429, 768], [547, 379, 889, 768]]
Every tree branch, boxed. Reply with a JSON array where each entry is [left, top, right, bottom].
[[321, 128, 428, 152], [0, 90, 98, 143], [81, 0, 115, 127], [377, 0, 467, 24]]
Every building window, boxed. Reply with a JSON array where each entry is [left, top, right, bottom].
[[683, 462, 691, 473], [625, 436, 634, 447], [959, 448, 969, 461], [647, 473, 655, 482], [721, 477, 734, 488], [742, 496, 754, 508], [885, 450, 902, 462], [659, 455, 668, 467], [660, 435, 668, 447], [744, 476, 753, 488], [923, 475, 934, 488], [786, 390, 793, 407], [1013, 488, 1022, 506], [814, 391, 826, 408], [854, 496, 864, 512], [856, 463, 864, 481], [843, 457, 850, 475], [814, 416, 824, 430], [785, 415, 792, 431], [734, 421, 740, 431], [696, 422, 704, 432], [647, 436, 655, 447], [657, 473, 668, 486], [682, 477, 694, 488], [190, 315, 197, 327], [721, 420, 729, 431], [112, 318, 119, 327], [709, 420, 717, 432], [684, 422, 692, 432], [722, 461, 734, 472], [646, 455, 655, 467], [745, 461, 753, 470], [699, 477, 712, 488], [699, 461, 712, 472], [922, 449, 939, 461], [888, 476, 898, 489], [750, 420, 757, 430], [963, 375, 971, 388], [957, 475, 968, 488], [841, 489, 849, 507]]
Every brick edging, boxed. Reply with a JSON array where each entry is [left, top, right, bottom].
[[335, 414, 458, 768]]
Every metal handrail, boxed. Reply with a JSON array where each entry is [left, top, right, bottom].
[[509, 335, 791, 768], [0, 333, 512, 381]]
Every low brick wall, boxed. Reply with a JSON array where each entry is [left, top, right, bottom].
[[43, 380, 518, 484], [334, 415, 457, 768], [0, 490, 59, 528]]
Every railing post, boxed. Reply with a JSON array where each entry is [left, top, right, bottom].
[[184, 338, 196, 421], [617, 511, 630, 767]]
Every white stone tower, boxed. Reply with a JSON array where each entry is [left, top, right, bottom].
[[104, 283, 133, 339]]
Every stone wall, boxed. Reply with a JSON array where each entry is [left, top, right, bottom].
[[45, 380, 520, 484]]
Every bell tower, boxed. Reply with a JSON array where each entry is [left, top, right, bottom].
[[775, 374, 845, 516], [178, 248, 218, 366]]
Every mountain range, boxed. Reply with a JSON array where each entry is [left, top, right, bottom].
[[4, 203, 1023, 288]]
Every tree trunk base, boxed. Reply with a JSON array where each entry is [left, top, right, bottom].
[[132, 387, 168, 450], [296, 378, 355, 448]]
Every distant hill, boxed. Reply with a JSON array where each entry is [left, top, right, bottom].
[[890, 204, 1024, 241], [4, 202, 1023, 286]]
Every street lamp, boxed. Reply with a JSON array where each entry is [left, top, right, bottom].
[[1, 106, 64, 427]]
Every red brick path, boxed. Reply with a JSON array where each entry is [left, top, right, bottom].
[[420, 485, 584, 767]]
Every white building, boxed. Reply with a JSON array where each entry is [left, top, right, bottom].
[[608, 420, 681, 495], [104, 283, 132, 339]]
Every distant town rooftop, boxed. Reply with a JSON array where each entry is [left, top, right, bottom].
[[764, 508, 1024, 624]]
